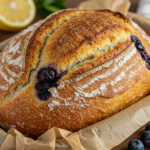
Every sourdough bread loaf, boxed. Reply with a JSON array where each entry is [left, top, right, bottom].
[[0, 9, 150, 139]]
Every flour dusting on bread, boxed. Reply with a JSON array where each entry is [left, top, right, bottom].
[[0, 21, 41, 92], [0, 9, 150, 139]]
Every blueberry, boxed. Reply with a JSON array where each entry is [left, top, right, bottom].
[[35, 82, 48, 92], [38, 91, 51, 100], [130, 35, 150, 70], [35, 81, 58, 100], [135, 40, 141, 48], [131, 35, 138, 43], [45, 82, 58, 89], [145, 55, 150, 62], [145, 123, 150, 131], [35, 82, 53, 92], [128, 139, 144, 150], [131, 35, 142, 52], [141, 52, 146, 60], [136, 44, 144, 52], [35, 65, 63, 100], [146, 61, 150, 70], [37, 68, 56, 82], [141, 130, 150, 147], [137, 44, 144, 51]]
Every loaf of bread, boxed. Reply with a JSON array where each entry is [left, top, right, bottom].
[[0, 9, 150, 139]]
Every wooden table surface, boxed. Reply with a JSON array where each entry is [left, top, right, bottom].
[[0, 0, 149, 149], [112, 122, 150, 150]]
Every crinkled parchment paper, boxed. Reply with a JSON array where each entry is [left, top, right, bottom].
[[1, 0, 150, 149]]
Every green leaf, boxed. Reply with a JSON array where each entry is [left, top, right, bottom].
[[35, 0, 43, 7], [51, 0, 66, 7], [42, 0, 56, 5], [35, 0, 66, 18], [43, 5, 62, 13], [35, 0, 55, 7], [39, 8, 51, 18]]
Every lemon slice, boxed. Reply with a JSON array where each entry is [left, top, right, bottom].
[[0, 0, 36, 32]]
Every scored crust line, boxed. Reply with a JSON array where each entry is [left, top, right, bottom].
[[48, 45, 141, 111], [72, 43, 135, 82], [3, 11, 84, 101]]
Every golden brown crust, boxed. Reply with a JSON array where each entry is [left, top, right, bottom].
[[70, 40, 132, 78], [43, 11, 131, 71], [0, 9, 150, 139], [0, 21, 41, 100]]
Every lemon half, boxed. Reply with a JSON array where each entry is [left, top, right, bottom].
[[0, 0, 36, 32]]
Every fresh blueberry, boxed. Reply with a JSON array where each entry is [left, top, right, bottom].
[[35, 82, 48, 92], [145, 55, 150, 69], [37, 68, 56, 82], [140, 52, 146, 60], [141, 130, 150, 147], [128, 139, 144, 150], [35, 65, 63, 100], [37, 91, 51, 100], [135, 40, 141, 48], [145, 123, 150, 131], [131, 35, 142, 50], [44, 82, 58, 89], [146, 61, 150, 70], [131, 35, 138, 43], [137, 44, 144, 51], [35, 81, 58, 100], [143, 50, 147, 55], [145, 55, 150, 61], [130, 35, 150, 70]]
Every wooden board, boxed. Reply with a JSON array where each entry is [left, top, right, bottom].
[[112, 122, 150, 150]]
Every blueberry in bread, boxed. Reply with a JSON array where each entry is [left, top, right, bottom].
[[36, 66, 62, 100], [0, 9, 150, 139]]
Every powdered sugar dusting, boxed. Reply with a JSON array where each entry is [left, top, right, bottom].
[[48, 45, 142, 111], [48, 100, 60, 111], [0, 66, 15, 84], [48, 88, 89, 111], [73, 44, 135, 82], [0, 85, 9, 91], [0, 21, 41, 91], [73, 44, 136, 90], [74, 48, 140, 98], [75, 61, 140, 98], [111, 72, 125, 86], [99, 84, 107, 91]]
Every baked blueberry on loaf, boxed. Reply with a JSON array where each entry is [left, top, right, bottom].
[[0, 9, 150, 139]]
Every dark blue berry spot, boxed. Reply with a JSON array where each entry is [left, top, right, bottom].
[[131, 35, 138, 43], [128, 139, 144, 150], [146, 61, 150, 70], [141, 52, 146, 60], [131, 35, 150, 70], [35, 65, 63, 101], [146, 123, 150, 131], [38, 91, 51, 101], [137, 44, 144, 50], [141, 130, 150, 147], [37, 68, 56, 82]]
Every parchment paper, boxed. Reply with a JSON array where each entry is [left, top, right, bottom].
[[0, 0, 150, 150]]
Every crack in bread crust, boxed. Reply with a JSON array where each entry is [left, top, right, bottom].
[[67, 40, 132, 79]]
